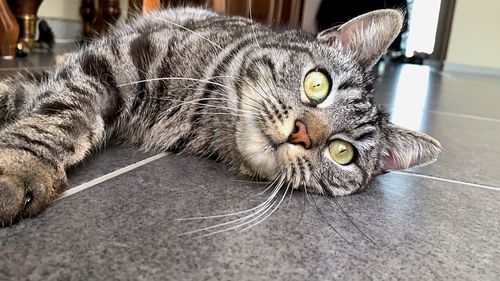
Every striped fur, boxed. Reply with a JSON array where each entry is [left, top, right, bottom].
[[0, 7, 440, 225]]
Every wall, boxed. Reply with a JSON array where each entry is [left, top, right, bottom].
[[446, 0, 500, 70], [38, 0, 129, 22], [301, 0, 321, 33], [37, 0, 129, 42], [38, 1, 81, 21]]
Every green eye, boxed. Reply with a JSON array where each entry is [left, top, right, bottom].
[[329, 139, 355, 165], [304, 71, 331, 102]]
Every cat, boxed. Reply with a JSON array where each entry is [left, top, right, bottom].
[[0, 7, 441, 226]]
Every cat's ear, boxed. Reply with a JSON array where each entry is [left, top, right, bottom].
[[382, 124, 442, 171], [317, 9, 404, 67]]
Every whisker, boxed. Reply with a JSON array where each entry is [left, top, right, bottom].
[[247, 0, 261, 49], [158, 82, 267, 115], [311, 171, 376, 245], [256, 183, 276, 196], [191, 112, 258, 119], [196, 177, 288, 237], [236, 181, 292, 233], [227, 72, 274, 105], [118, 77, 232, 89], [228, 179, 269, 184], [146, 71, 274, 117], [196, 194, 279, 238], [119, 75, 270, 118], [176, 175, 282, 223], [307, 188, 348, 243], [151, 97, 260, 116], [152, 16, 223, 50], [328, 196, 376, 245]]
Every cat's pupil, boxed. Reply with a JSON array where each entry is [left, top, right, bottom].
[[338, 145, 346, 153]]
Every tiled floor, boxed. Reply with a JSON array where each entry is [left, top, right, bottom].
[[0, 47, 499, 280]]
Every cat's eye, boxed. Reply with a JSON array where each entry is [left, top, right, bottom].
[[329, 139, 355, 165], [303, 71, 331, 102]]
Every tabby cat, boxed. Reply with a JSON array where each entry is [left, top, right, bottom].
[[0, 7, 441, 225]]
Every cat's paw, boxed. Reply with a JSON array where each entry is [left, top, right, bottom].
[[0, 149, 67, 226]]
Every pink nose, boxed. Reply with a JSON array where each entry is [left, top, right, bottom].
[[288, 120, 312, 149]]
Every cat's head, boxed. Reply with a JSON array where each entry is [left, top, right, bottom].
[[235, 9, 441, 195]]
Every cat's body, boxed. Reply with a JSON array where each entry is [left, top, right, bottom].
[[0, 7, 441, 225]]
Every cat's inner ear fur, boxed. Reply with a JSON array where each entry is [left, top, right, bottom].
[[382, 124, 442, 171], [317, 9, 404, 67]]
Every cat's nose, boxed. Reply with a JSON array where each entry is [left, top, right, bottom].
[[288, 120, 312, 149]]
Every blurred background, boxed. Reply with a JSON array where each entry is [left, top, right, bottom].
[[1, 0, 498, 75]]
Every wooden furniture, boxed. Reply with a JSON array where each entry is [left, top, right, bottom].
[[129, 0, 166, 17], [213, 0, 303, 27], [128, 0, 303, 27], [80, 0, 97, 39], [6, 0, 43, 54], [0, 0, 19, 58], [80, 0, 121, 39], [81, 0, 303, 39]]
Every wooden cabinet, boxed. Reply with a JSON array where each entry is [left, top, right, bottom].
[[0, 0, 19, 58], [128, 0, 303, 27], [2, 0, 42, 55], [80, 0, 121, 39]]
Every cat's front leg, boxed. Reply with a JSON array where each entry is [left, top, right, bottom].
[[0, 110, 105, 225], [0, 148, 67, 225]]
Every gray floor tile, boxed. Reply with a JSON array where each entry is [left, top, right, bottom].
[[0, 44, 76, 71], [371, 64, 500, 187], [396, 110, 500, 188], [1, 155, 498, 280], [374, 64, 500, 120]]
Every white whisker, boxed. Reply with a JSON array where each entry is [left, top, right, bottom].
[[176, 176, 282, 222], [152, 97, 259, 116], [236, 181, 291, 233], [118, 77, 232, 89], [161, 81, 267, 114], [229, 179, 269, 184], [248, 0, 261, 48], [177, 176, 285, 236], [152, 16, 223, 50]]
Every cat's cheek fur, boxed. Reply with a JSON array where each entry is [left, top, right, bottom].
[[236, 131, 277, 180], [236, 87, 293, 180], [235, 115, 277, 180]]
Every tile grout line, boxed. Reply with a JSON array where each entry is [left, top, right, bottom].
[[57, 152, 169, 200], [427, 110, 500, 123], [392, 171, 500, 191]]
